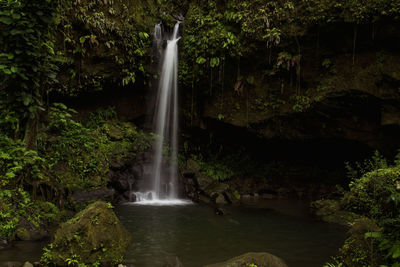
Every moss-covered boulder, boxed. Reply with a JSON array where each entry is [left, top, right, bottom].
[[41, 201, 130, 266], [310, 199, 361, 226], [204, 252, 288, 267]]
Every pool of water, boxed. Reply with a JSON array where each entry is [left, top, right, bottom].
[[0, 240, 48, 264], [116, 199, 346, 267]]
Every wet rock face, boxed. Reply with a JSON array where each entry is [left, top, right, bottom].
[[71, 188, 115, 203], [180, 157, 340, 204], [204, 252, 288, 267], [41, 201, 131, 266], [108, 151, 153, 204], [180, 160, 235, 205]]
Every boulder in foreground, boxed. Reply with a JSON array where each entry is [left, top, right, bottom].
[[41, 201, 131, 266], [204, 252, 288, 267]]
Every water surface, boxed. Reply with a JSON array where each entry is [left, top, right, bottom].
[[116, 199, 346, 267], [0, 240, 47, 263]]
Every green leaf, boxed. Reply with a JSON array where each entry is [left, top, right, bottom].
[[18, 72, 28, 80], [364, 231, 381, 239], [53, 103, 67, 110], [196, 57, 206, 65], [6, 172, 16, 179], [210, 57, 220, 68], [247, 76, 255, 85], [10, 29, 23, 35], [79, 36, 87, 44], [0, 16, 13, 25], [393, 244, 400, 259], [3, 69, 12, 75], [23, 96, 31, 106], [0, 53, 14, 59], [139, 32, 149, 39]]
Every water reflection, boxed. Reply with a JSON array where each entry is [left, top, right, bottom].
[[116, 200, 346, 267]]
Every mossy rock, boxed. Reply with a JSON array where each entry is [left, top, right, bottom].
[[204, 252, 288, 267], [311, 199, 341, 217], [310, 199, 361, 226], [16, 228, 30, 241], [41, 201, 131, 266]]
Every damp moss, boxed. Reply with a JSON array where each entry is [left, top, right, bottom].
[[41, 201, 131, 266]]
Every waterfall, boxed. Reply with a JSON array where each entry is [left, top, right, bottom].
[[153, 22, 180, 200], [131, 22, 188, 205], [153, 22, 163, 58]]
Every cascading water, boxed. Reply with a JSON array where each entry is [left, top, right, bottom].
[[132, 22, 190, 205], [153, 22, 163, 58]]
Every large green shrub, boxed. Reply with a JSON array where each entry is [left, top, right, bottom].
[[326, 152, 400, 266], [342, 167, 400, 220]]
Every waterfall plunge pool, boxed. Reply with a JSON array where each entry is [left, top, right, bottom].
[[116, 199, 346, 267], [0, 199, 345, 266]]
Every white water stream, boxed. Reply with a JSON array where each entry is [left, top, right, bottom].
[[132, 22, 189, 205]]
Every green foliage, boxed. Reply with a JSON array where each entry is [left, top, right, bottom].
[[85, 106, 117, 129], [322, 58, 333, 69], [38, 104, 110, 191], [345, 150, 389, 182], [37, 104, 152, 193], [190, 154, 234, 181], [323, 257, 344, 267], [55, 0, 153, 95], [201, 161, 234, 182], [0, 0, 60, 125], [0, 105, 20, 138], [292, 95, 311, 112], [0, 188, 60, 239], [342, 167, 399, 219], [1, 102, 152, 238], [179, 0, 400, 104], [339, 218, 382, 266], [330, 151, 400, 267], [0, 136, 44, 187]]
